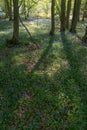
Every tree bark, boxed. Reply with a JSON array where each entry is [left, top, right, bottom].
[[60, 0, 66, 32], [5, 0, 12, 20], [66, 0, 72, 29], [50, 0, 55, 36], [4, 0, 8, 18], [12, 0, 19, 43], [22, 0, 27, 19], [77, 0, 81, 21], [9, 0, 13, 20], [70, 0, 81, 33], [82, 26, 87, 43], [82, 1, 87, 21]]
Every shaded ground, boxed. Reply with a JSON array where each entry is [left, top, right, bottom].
[[0, 20, 87, 130]]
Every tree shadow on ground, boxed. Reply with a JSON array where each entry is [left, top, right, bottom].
[[61, 32, 87, 89], [60, 32, 87, 129], [29, 36, 54, 74], [0, 36, 55, 129], [0, 32, 87, 129]]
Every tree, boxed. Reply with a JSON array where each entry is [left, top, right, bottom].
[[60, 0, 66, 32], [66, 0, 72, 29], [82, 0, 87, 21], [55, 0, 61, 16], [77, 0, 81, 21], [82, 26, 87, 43], [70, 0, 81, 33], [5, 0, 13, 20], [12, 0, 19, 43], [50, 0, 55, 36], [22, 0, 27, 19]]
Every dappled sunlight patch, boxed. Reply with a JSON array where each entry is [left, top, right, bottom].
[[13, 54, 26, 66], [77, 21, 86, 38], [47, 63, 61, 76], [25, 51, 42, 73], [26, 61, 36, 73], [0, 31, 10, 34], [61, 60, 69, 68], [34, 43, 69, 75], [0, 18, 87, 129], [12, 47, 42, 72], [1, 67, 83, 129], [19, 20, 51, 41]]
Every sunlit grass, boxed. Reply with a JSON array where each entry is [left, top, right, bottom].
[[0, 19, 87, 129]]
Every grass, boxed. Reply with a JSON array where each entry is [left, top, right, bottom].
[[0, 20, 87, 130], [0, 20, 13, 30]]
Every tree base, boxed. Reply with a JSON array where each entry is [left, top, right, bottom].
[[9, 18, 13, 21], [6, 38, 20, 47], [60, 28, 65, 32], [49, 31, 54, 36], [70, 28, 76, 33]]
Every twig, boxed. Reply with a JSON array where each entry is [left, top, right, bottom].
[[76, 34, 87, 47], [19, 16, 35, 43], [19, 16, 40, 48], [19, 0, 23, 8]]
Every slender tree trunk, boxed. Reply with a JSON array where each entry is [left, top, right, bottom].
[[5, 0, 12, 21], [82, 1, 87, 21], [70, 0, 81, 33], [12, 0, 19, 43], [50, 0, 55, 36], [22, 0, 27, 19], [22, 0, 25, 14], [55, 0, 61, 19], [60, 0, 66, 32], [82, 26, 87, 43], [77, 0, 81, 21], [66, 0, 72, 29], [4, 0, 8, 18], [9, 0, 13, 20], [82, 13, 85, 21]]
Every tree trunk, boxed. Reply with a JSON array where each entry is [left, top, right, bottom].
[[82, 13, 85, 21], [9, 0, 13, 20], [5, 0, 12, 21], [66, 0, 72, 29], [82, 26, 87, 43], [82, 1, 87, 21], [77, 0, 81, 21], [4, 0, 8, 18], [55, 0, 61, 19], [70, 0, 81, 33], [12, 0, 19, 43], [50, 0, 55, 36], [22, 0, 27, 19], [60, 0, 66, 32]]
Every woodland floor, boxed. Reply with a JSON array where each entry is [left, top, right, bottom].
[[0, 19, 87, 130]]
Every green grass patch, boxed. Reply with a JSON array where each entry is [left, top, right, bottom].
[[0, 20, 87, 129]]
